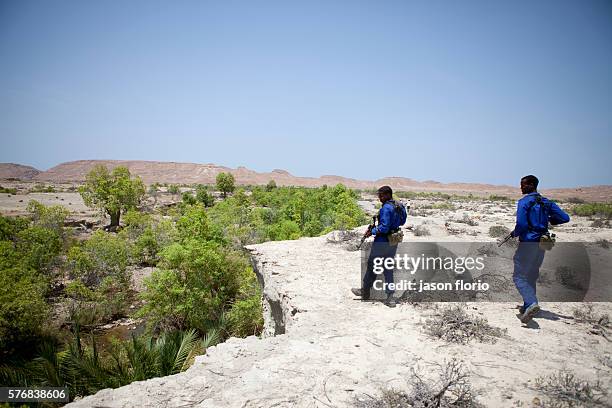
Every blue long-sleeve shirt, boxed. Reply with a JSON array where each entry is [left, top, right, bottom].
[[371, 200, 404, 242], [513, 192, 570, 242]]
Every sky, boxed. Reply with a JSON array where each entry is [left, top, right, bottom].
[[1, 0, 611, 188]]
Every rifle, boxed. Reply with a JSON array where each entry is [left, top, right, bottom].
[[498, 233, 513, 247], [357, 215, 377, 250]]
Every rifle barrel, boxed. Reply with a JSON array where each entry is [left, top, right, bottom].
[[498, 233, 512, 247]]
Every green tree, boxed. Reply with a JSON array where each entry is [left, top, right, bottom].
[[148, 183, 159, 204], [167, 184, 180, 195], [79, 165, 145, 228], [195, 185, 215, 207], [181, 191, 196, 205], [216, 172, 235, 198], [265, 180, 277, 191]]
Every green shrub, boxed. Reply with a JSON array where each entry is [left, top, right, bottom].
[[5, 328, 206, 400], [167, 184, 180, 195], [571, 203, 612, 218], [488, 194, 510, 201], [15, 226, 62, 273], [227, 267, 263, 337], [65, 280, 98, 301], [430, 202, 456, 210], [67, 230, 129, 288], [148, 183, 159, 195], [139, 239, 246, 332], [195, 185, 215, 207], [208, 191, 262, 246], [0, 214, 29, 241], [218, 184, 367, 243], [65, 231, 131, 325], [267, 219, 301, 241], [565, 197, 585, 204], [227, 296, 263, 337], [181, 191, 196, 205], [0, 185, 17, 194], [0, 240, 19, 270], [395, 191, 452, 200], [29, 183, 56, 193], [0, 266, 49, 349], [120, 209, 152, 238], [27, 200, 70, 237], [177, 204, 224, 243], [120, 210, 175, 265]]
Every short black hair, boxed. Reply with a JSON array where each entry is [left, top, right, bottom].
[[377, 185, 393, 196], [521, 175, 539, 188]]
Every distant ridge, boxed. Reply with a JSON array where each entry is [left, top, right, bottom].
[[1, 159, 610, 201], [0, 163, 41, 180], [31, 160, 514, 192]]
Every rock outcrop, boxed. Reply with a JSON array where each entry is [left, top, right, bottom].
[[66, 233, 612, 408]]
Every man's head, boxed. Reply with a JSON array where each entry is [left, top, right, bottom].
[[377, 185, 393, 203], [520, 175, 539, 194]]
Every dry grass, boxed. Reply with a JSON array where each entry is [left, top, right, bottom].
[[572, 303, 610, 341], [422, 305, 507, 344], [354, 358, 482, 408], [529, 369, 609, 407], [414, 225, 431, 236], [555, 266, 586, 290], [488, 225, 510, 238], [454, 214, 479, 226]]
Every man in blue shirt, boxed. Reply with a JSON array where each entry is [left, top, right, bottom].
[[351, 186, 407, 307], [511, 175, 570, 323]]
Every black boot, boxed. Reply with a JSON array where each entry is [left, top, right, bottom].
[[351, 287, 370, 300], [384, 293, 396, 308]]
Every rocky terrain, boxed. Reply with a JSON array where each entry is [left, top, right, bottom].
[[3, 160, 611, 201], [2, 169, 610, 407], [65, 211, 612, 407]]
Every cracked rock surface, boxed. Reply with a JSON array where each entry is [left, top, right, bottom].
[[66, 232, 612, 407]]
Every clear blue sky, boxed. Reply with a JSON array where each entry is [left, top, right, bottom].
[[1, 0, 611, 188]]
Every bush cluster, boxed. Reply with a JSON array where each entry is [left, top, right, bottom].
[[571, 202, 612, 218]]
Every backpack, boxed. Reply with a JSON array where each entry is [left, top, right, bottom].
[[527, 194, 556, 250], [387, 200, 407, 226], [526, 194, 550, 234]]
